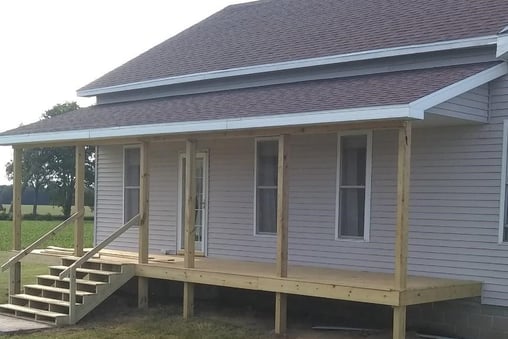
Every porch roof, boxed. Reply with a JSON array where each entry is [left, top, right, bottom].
[[0, 62, 504, 145]]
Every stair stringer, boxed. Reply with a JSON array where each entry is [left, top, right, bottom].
[[72, 263, 136, 323]]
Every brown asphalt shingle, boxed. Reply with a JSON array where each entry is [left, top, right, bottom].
[[80, 0, 508, 92], [2, 63, 497, 137]]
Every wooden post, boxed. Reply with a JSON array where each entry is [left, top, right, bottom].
[[10, 147, 22, 295], [74, 146, 85, 257], [183, 140, 196, 319], [275, 135, 289, 334], [138, 142, 150, 309], [393, 306, 407, 339], [393, 121, 412, 339]]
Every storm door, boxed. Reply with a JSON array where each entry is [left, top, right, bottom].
[[178, 152, 208, 254]]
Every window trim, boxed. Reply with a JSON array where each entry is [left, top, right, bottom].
[[122, 145, 141, 224], [499, 121, 508, 244], [253, 136, 279, 237], [335, 130, 373, 241]]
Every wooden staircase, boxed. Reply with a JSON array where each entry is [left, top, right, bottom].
[[0, 256, 135, 326]]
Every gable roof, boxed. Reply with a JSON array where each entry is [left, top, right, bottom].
[[79, 0, 508, 93], [1, 62, 503, 145]]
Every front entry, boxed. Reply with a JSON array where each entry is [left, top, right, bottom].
[[178, 152, 208, 254]]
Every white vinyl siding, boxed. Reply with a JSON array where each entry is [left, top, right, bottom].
[[94, 74, 508, 308], [500, 120, 508, 243]]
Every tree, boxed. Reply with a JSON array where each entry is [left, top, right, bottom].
[[6, 148, 52, 216], [5, 102, 95, 218], [43, 102, 95, 218]]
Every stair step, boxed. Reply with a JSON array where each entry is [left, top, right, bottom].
[[60, 257, 123, 273], [0, 303, 66, 318], [38, 275, 108, 286], [11, 294, 73, 307], [62, 256, 119, 265], [49, 266, 121, 276], [24, 284, 93, 296]]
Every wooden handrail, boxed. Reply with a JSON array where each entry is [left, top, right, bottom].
[[1, 212, 81, 272], [59, 214, 140, 280]]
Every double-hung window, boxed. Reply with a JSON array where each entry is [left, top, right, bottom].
[[124, 147, 140, 223], [336, 132, 372, 240], [255, 139, 278, 234]]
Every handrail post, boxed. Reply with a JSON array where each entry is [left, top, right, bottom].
[[10, 147, 22, 295], [74, 145, 85, 257], [138, 142, 150, 309], [183, 139, 196, 319], [69, 267, 77, 324]]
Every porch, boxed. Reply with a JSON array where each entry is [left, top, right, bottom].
[[86, 249, 481, 308], [1, 120, 484, 339]]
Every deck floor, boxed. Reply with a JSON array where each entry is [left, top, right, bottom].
[[79, 249, 482, 307]]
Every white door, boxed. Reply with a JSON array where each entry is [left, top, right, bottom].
[[178, 152, 208, 254]]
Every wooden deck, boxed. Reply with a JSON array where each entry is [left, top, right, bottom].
[[77, 250, 482, 307]]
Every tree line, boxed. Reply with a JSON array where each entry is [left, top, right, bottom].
[[4, 102, 95, 218]]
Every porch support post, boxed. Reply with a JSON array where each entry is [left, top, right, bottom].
[[74, 145, 85, 257], [10, 147, 22, 295], [275, 135, 289, 335], [138, 142, 150, 309], [393, 121, 412, 339], [183, 139, 196, 319]]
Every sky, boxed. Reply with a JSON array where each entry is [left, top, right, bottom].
[[0, 0, 251, 184]]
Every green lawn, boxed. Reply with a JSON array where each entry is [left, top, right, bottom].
[[20, 205, 94, 217], [0, 249, 270, 339], [0, 220, 94, 252]]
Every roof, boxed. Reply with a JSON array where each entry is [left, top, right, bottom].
[[79, 0, 508, 93], [0, 62, 501, 144]]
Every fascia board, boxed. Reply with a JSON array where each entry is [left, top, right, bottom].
[[0, 104, 412, 146]]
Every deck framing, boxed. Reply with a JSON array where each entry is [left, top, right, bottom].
[[134, 259, 481, 308]]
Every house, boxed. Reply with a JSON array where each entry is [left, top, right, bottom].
[[1, 1, 508, 338]]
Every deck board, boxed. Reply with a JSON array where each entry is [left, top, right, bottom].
[[35, 248, 481, 306]]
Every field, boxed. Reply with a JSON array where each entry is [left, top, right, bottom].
[[0, 220, 94, 251], [20, 205, 94, 217]]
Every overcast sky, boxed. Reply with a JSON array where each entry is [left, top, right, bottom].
[[0, 0, 250, 184]]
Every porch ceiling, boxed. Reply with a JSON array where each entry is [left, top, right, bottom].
[[0, 62, 503, 146]]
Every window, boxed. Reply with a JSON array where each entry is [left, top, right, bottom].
[[336, 132, 372, 240], [124, 147, 140, 223], [255, 139, 278, 234]]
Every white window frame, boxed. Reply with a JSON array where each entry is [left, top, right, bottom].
[[335, 130, 372, 241], [123, 145, 141, 224], [253, 137, 279, 236], [499, 121, 508, 244]]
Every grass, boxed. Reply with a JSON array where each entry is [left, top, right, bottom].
[[0, 252, 58, 304], [7, 306, 269, 338], [0, 250, 271, 339], [20, 205, 94, 218], [0, 220, 94, 252]]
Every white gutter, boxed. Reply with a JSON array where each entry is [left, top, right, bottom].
[[410, 62, 508, 116], [77, 35, 498, 97], [0, 105, 412, 145], [497, 27, 508, 60]]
